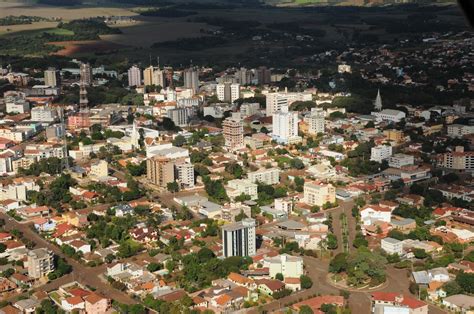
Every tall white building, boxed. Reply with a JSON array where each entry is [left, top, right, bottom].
[[128, 65, 142, 87], [389, 154, 414, 169], [222, 218, 256, 257], [306, 108, 325, 135], [370, 145, 393, 163], [264, 254, 304, 278], [80, 63, 92, 86], [44, 68, 61, 87], [272, 105, 300, 144], [175, 162, 195, 188], [227, 179, 258, 200], [265, 91, 312, 116], [216, 83, 240, 103]]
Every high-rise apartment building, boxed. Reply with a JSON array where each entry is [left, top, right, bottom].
[[223, 112, 244, 150], [257, 66, 271, 85], [248, 168, 280, 185], [216, 83, 240, 103], [44, 68, 61, 87], [143, 66, 154, 86], [143, 66, 166, 87], [80, 63, 92, 86], [27, 248, 54, 279], [307, 108, 325, 135], [183, 67, 199, 93], [222, 218, 256, 257], [146, 156, 175, 188], [167, 107, 189, 127], [128, 65, 142, 87], [236, 67, 252, 85], [272, 105, 300, 144]]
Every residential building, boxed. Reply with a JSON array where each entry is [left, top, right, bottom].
[[264, 254, 303, 278], [303, 182, 336, 207], [84, 293, 110, 314], [389, 154, 414, 168], [437, 146, 474, 172], [447, 124, 474, 138], [248, 168, 280, 185], [371, 292, 428, 314], [384, 129, 405, 143], [216, 83, 240, 103], [175, 162, 195, 188], [31, 106, 58, 122], [381, 237, 403, 255], [227, 179, 258, 200], [257, 66, 271, 85], [338, 64, 352, 73], [306, 108, 325, 135], [44, 67, 61, 87], [146, 156, 175, 188], [371, 145, 393, 162], [265, 91, 312, 116], [27, 248, 54, 279], [442, 294, 474, 313], [167, 107, 189, 127], [360, 205, 392, 226], [223, 112, 244, 150], [183, 67, 199, 93], [222, 218, 256, 257], [128, 65, 141, 87], [5, 95, 29, 114], [143, 66, 155, 86], [90, 160, 108, 178], [240, 102, 260, 118], [272, 105, 301, 144], [80, 63, 93, 86], [274, 198, 293, 214]]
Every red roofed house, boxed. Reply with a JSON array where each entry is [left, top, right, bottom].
[[292, 295, 345, 313], [371, 292, 428, 314], [61, 296, 85, 312], [84, 293, 110, 314], [17, 206, 50, 220], [256, 279, 285, 296]]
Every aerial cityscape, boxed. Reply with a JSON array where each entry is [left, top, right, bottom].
[[0, 0, 473, 313]]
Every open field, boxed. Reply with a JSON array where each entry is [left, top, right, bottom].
[[0, 20, 57, 35], [0, 1, 136, 20], [48, 39, 126, 56]]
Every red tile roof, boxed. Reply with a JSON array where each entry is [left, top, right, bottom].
[[371, 293, 426, 309]]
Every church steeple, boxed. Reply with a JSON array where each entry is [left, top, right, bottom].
[[374, 89, 382, 111]]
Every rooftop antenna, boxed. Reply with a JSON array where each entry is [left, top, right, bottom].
[[149, 54, 152, 67], [157, 56, 160, 69]]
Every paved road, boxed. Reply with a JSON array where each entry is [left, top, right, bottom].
[[0, 212, 137, 305]]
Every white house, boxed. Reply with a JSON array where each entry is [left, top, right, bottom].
[[360, 205, 392, 226], [264, 254, 303, 279]]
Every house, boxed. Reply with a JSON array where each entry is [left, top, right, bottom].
[[292, 295, 345, 313], [84, 293, 110, 314], [360, 205, 392, 226], [442, 294, 474, 313], [69, 240, 91, 255], [17, 206, 50, 220], [13, 298, 38, 313], [227, 272, 256, 289], [371, 292, 428, 314], [256, 279, 285, 296], [284, 277, 301, 291], [10, 273, 33, 287], [0, 305, 21, 314], [0, 277, 17, 293], [61, 296, 85, 312], [412, 268, 450, 285]]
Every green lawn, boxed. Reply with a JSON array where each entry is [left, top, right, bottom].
[[45, 28, 74, 36]]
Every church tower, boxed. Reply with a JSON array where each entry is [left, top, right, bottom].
[[374, 89, 382, 111]]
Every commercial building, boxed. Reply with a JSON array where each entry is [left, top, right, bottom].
[[306, 108, 325, 135], [381, 237, 403, 255], [44, 68, 61, 87], [222, 218, 256, 257], [389, 154, 414, 169], [272, 105, 301, 144], [27, 248, 54, 279], [264, 254, 304, 278], [223, 113, 244, 150], [216, 83, 240, 103], [372, 109, 406, 123], [248, 168, 280, 185], [303, 182, 336, 207], [128, 65, 142, 87], [371, 145, 393, 162]]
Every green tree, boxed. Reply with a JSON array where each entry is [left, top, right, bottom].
[[299, 305, 314, 314], [326, 234, 338, 250], [172, 135, 186, 147], [300, 275, 313, 289], [275, 273, 284, 281]]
